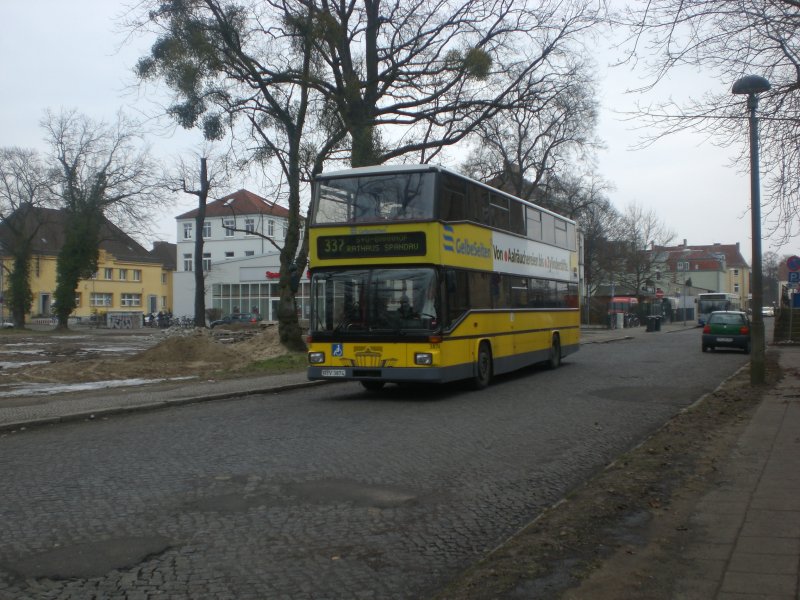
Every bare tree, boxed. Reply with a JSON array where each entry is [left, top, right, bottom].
[[462, 60, 602, 201], [762, 250, 782, 307], [617, 0, 800, 242], [135, 0, 343, 350], [169, 153, 230, 327], [300, 0, 605, 167], [132, 0, 606, 346], [0, 148, 55, 327], [44, 109, 163, 330], [614, 202, 675, 295]]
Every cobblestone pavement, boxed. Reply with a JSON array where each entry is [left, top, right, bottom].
[[0, 323, 740, 599]]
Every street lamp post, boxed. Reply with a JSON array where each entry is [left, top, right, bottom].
[[732, 75, 771, 384]]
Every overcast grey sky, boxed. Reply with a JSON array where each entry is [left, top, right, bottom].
[[2, 0, 796, 264]]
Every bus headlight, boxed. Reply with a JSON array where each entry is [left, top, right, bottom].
[[414, 352, 433, 365], [308, 351, 325, 364]]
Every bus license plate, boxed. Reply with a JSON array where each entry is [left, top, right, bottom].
[[321, 369, 346, 377], [716, 337, 733, 342]]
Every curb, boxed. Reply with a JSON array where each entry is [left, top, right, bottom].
[[0, 379, 328, 433]]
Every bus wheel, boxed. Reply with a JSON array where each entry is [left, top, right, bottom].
[[547, 335, 561, 369], [361, 380, 385, 391], [471, 342, 492, 390]]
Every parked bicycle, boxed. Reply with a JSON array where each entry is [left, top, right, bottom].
[[624, 313, 640, 328]]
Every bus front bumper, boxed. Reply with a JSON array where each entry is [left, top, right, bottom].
[[307, 364, 471, 384]]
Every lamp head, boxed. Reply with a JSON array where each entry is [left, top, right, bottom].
[[732, 75, 771, 95]]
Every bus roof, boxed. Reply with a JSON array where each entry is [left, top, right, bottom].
[[317, 164, 437, 178], [315, 164, 578, 226], [698, 292, 740, 298]]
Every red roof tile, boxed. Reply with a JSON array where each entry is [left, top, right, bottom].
[[176, 189, 291, 220], [656, 243, 749, 269]]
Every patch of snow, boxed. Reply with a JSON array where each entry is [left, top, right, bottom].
[[78, 346, 144, 353], [0, 376, 197, 398], [0, 361, 50, 370]]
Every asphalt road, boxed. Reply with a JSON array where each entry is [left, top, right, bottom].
[[0, 328, 749, 599]]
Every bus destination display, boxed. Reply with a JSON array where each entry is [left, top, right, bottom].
[[317, 232, 427, 259]]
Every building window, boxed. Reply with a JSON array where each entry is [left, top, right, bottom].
[[104, 268, 113, 280], [733, 269, 739, 277], [161, 296, 167, 309], [90, 271, 98, 280], [225, 251, 234, 258], [268, 219, 275, 237], [183, 222, 193, 240], [202, 253, 212, 271], [223, 217, 235, 237], [161, 273, 167, 284], [90, 293, 113, 307], [655, 270, 661, 281], [119, 269, 128, 281], [202, 221, 211, 238], [282, 221, 288, 238], [183, 253, 193, 271], [245, 217, 255, 235], [121, 293, 142, 307], [245, 250, 254, 257], [734, 283, 740, 293], [74, 293, 81, 307], [133, 269, 141, 282]]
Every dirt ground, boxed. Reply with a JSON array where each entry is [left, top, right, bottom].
[[0, 324, 292, 388]]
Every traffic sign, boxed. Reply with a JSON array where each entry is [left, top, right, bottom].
[[788, 255, 800, 271], [789, 271, 800, 283]]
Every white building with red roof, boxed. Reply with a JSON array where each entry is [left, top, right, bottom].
[[173, 189, 308, 320]]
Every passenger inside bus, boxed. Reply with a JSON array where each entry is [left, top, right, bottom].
[[413, 284, 438, 326], [398, 295, 413, 319]]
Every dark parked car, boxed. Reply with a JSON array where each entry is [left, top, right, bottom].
[[209, 312, 263, 329], [702, 311, 751, 353]]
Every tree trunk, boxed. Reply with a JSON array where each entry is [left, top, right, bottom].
[[8, 252, 33, 328], [192, 158, 209, 327], [350, 122, 378, 168], [53, 209, 101, 331], [276, 149, 306, 351]]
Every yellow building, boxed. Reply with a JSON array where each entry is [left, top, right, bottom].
[[1, 207, 175, 325]]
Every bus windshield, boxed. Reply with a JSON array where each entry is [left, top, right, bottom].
[[311, 267, 439, 333], [313, 172, 436, 224], [697, 293, 741, 325]]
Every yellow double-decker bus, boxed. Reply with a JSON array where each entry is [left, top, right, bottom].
[[306, 164, 582, 390]]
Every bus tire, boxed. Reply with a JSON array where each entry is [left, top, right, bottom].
[[547, 335, 561, 369], [471, 342, 492, 390], [361, 380, 385, 391]]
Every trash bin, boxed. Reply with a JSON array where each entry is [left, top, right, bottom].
[[646, 316, 655, 332], [615, 313, 624, 329], [655, 316, 662, 331]]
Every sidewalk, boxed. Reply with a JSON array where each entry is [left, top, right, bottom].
[[0, 370, 324, 432], [669, 343, 800, 599]]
